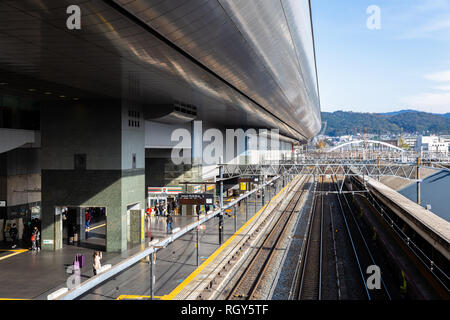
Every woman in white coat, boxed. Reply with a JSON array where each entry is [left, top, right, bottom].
[[93, 251, 102, 275]]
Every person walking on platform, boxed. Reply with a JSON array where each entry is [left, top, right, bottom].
[[168, 200, 175, 215], [195, 204, 201, 216], [166, 214, 173, 234], [31, 226, 40, 252], [85, 210, 91, 230], [146, 206, 152, 217], [159, 202, 164, 216], [9, 223, 18, 249]]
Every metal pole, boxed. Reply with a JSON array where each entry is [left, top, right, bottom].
[[268, 183, 271, 202], [245, 196, 248, 221], [262, 175, 265, 206], [196, 215, 199, 266], [150, 252, 154, 300], [417, 157, 421, 205], [254, 185, 257, 213], [219, 164, 224, 244], [234, 205, 237, 232]]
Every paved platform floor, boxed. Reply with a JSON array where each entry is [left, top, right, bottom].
[[79, 194, 270, 300], [0, 184, 281, 300]]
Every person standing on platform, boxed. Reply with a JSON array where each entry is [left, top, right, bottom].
[[85, 210, 91, 230], [166, 214, 173, 234], [9, 223, 18, 249], [31, 226, 40, 252], [159, 202, 164, 216], [174, 201, 179, 215], [146, 213, 153, 241], [168, 201, 174, 215], [93, 251, 102, 275]]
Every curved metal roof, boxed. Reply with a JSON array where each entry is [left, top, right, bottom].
[[0, 0, 321, 141]]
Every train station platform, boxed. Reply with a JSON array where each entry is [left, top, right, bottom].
[[0, 215, 224, 299], [0, 181, 282, 300], [77, 186, 282, 300], [363, 176, 450, 260]]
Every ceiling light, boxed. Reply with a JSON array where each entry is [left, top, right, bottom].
[[0, 82, 7, 85], [28, 88, 37, 92], [59, 95, 66, 98], [44, 92, 52, 95]]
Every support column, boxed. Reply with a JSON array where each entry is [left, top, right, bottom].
[[78, 208, 85, 241], [40, 100, 145, 252]]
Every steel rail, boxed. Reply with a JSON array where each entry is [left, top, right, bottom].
[[331, 175, 371, 300], [227, 177, 306, 300], [287, 178, 317, 300], [297, 176, 323, 299], [340, 183, 392, 300]]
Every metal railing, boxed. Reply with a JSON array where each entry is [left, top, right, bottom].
[[56, 173, 290, 300], [351, 176, 450, 294]]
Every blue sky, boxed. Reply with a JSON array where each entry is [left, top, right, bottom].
[[311, 0, 450, 114]]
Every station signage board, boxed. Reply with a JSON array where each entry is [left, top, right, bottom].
[[238, 177, 254, 183], [148, 186, 183, 194], [177, 193, 214, 205], [0, 201, 6, 207]]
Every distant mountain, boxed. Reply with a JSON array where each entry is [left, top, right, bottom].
[[322, 110, 450, 136], [382, 109, 450, 117], [381, 109, 419, 116]]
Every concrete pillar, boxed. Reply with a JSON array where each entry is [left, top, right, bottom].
[[77, 207, 85, 241], [40, 100, 145, 252]]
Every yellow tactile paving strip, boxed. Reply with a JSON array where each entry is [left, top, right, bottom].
[[116, 295, 162, 300], [161, 179, 294, 300], [0, 249, 29, 262]]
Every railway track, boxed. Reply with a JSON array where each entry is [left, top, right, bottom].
[[227, 177, 307, 300], [291, 175, 324, 300], [331, 175, 392, 300]]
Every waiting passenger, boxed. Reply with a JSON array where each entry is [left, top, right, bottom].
[[93, 251, 102, 275], [85, 210, 91, 230], [31, 226, 40, 252], [166, 214, 173, 234], [9, 223, 18, 249]]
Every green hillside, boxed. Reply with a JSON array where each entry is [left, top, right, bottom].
[[322, 110, 450, 136]]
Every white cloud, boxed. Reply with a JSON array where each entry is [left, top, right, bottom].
[[433, 84, 450, 91], [424, 70, 450, 82], [399, 15, 450, 40], [402, 91, 450, 113], [388, 0, 450, 40]]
